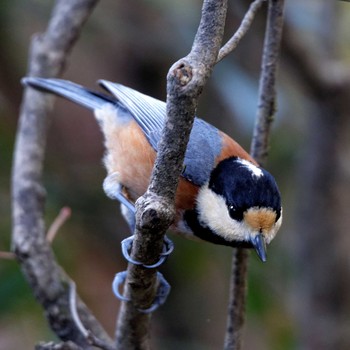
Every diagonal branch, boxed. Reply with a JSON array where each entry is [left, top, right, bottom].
[[224, 1, 285, 349], [282, 24, 350, 97], [217, 0, 266, 63], [46, 207, 72, 243], [115, 1, 228, 349], [0, 251, 15, 260], [11, 0, 113, 348]]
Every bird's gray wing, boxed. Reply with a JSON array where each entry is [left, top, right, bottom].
[[99, 81, 223, 186], [99, 80, 165, 151], [22, 77, 116, 110]]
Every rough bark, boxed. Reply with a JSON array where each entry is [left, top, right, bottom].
[[115, 1, 228, 349], [12, 0, 113, 348]]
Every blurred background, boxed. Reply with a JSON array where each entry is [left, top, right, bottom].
[[1, 0, 350, 349]]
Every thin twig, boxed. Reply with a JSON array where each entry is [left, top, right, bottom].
[[35, 341, 83, 350], [12, 0, 112, 347], [115, 1, 228, 348], [224, 0, 285, 349], [46, 207, 72, 243], [2, 207, 71, 260], [217, 0, 266, 63], [69, 281, 89, 338], [0, 251, 16, 260], [69, 282, 116, 350], [282, 24, 350, 96]]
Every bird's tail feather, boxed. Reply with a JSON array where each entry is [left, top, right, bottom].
[[21, 77, 115, 111]]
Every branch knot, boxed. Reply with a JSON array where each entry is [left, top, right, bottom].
[[168, 61, 193, 88], [135, 192, 175, 233]]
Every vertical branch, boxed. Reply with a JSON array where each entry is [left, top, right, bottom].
[[115, 1, 228, 349], [224, 1, 285, 349], [283, 9, 350, 347], [251, 0, 285, 165], [224, 249, 249, 350], [12, 0, 112, 347]]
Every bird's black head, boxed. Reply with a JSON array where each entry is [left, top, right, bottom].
[[196, 157, 282, 261]]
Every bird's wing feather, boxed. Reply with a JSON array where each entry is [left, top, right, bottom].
[[99, 80, 164, 151], [99, 80, 223, 186], [22, 78, 116, 110], [22, 77, 224, 186]]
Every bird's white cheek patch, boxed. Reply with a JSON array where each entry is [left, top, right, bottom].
[[196, 185, 249, 242], [196, 185, 283, 245]]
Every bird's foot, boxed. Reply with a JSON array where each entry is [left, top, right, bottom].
[[112, 270, 171, 313], [121, 235, 174, 268]]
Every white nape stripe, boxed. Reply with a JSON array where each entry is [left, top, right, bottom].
[[237, 158, 263, 178]]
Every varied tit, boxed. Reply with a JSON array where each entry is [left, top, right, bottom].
[[22, 77, 282, 262]]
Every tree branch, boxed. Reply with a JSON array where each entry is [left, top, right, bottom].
[[115, 1, 228, 349], [12, 0, 113, 348], [250, 0, 285, 165], [224, 1, 285, 349], [282, 13, 350, 349], [223, 249, 249, 350], [0, 251, 15, 260], [217, 0, 266, 63], [35, 341, 83, 350], [69, 281, 116, 350], [46, 207, 72, 243], [282, 24, 350, 97]]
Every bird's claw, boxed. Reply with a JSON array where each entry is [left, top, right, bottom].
[[112, 270, 171, 313], [121, 235, 174, 268]]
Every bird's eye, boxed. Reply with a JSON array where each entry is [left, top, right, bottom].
[[228, 205, 244, 221]]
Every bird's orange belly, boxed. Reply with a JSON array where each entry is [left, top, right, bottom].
[[101, 116, 198, 213]]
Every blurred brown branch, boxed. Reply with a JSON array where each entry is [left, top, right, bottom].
[[11, 0, 113, 349], [282, 25, 350, 96], [46, 207, 72, 243], [283, 12, 350, 348], [0, 251, 16, 260]]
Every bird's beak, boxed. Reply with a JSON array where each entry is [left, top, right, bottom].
[[250, 233, 267, 262]]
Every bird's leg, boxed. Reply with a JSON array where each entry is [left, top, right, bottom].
[[120, 203, 136, 234], [121, 235, 174, 268], [104, 173, 174, 266], [112, 271, 171, 313], [103, 174, 135, 215], [104, 173, 173, 311]]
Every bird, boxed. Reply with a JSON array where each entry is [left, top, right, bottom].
[[22, 77, 282, 263]]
